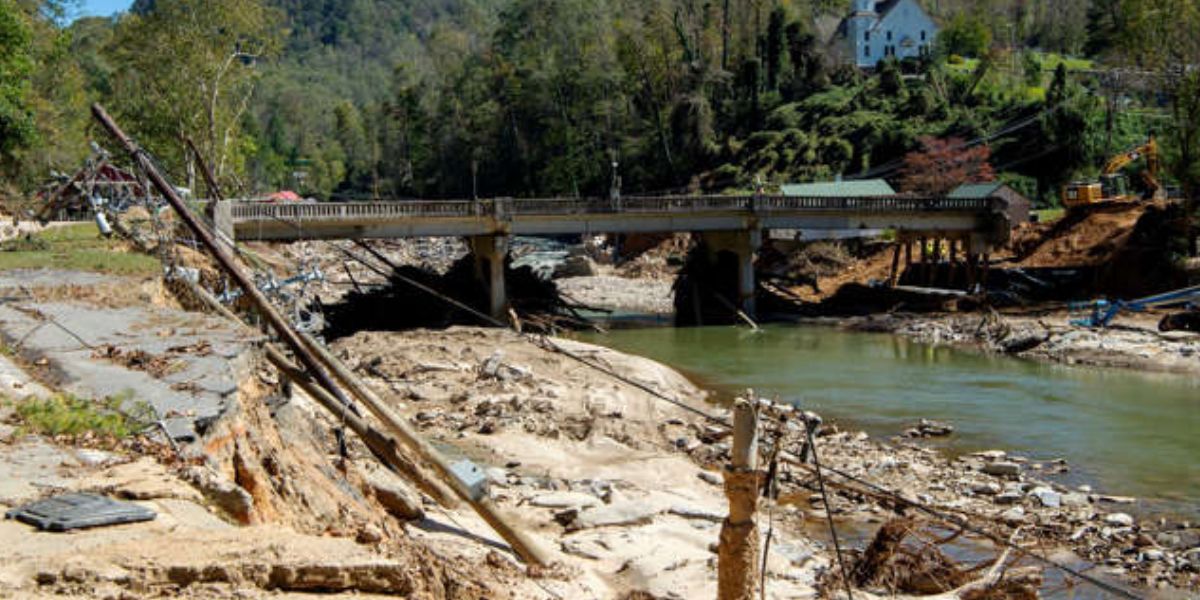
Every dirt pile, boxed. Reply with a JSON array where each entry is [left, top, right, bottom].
[[1009, 201, 1188, 297]]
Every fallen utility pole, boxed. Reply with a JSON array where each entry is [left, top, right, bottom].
[[718, 399, 760, 600], [264, 346, 457, 508], [91, 103, 361, 422], [92, 104, 548, 565], [174, 274, 458, 508]]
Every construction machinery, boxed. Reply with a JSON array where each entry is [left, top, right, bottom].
[[1061, 136, 1166, 209], [1069, 284, 1200, 329]]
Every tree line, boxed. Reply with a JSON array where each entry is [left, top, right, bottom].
[[0, 0, 1196, 217]]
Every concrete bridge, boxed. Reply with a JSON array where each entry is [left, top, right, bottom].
[[215, 194, 1012, 319]]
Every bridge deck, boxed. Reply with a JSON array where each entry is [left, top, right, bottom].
[[223, 195, 1008, 242]]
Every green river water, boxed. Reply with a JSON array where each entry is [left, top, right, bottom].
[[574, 325, 1200, 517]]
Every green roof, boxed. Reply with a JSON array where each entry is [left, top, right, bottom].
[[947, 183, 1005, 199], [780, 179, 896, 197]]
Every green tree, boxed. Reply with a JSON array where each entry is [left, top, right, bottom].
[[108, 0, 281, 190], [1119, 0, 1200, 251], [0, 0, 35, 168], [939, 13, 991, 58], [765, 6, 785, 91]]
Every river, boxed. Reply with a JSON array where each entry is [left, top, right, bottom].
[[574, 324, 1200, 517]]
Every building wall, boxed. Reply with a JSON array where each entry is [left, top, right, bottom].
[[850, 0, 938, 68]]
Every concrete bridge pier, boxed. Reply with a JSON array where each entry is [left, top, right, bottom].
[[468, 235, 510, 321], [699, 229, 763, 317]]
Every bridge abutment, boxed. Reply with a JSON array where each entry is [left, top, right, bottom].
[[468, 235, 510, 322]]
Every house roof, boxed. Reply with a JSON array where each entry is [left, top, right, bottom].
[[874, 0, 903, 16], [947, 182, 1006, 199], [781, 179, 897, 197]]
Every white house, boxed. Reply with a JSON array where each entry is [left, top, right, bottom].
[[833, 0, 938, 68]]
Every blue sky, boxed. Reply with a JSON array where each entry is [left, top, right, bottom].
[[77, 0, 133, 18]]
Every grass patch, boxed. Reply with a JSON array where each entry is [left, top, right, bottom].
[[0, 223, 160, 275], [8, 392, 152, 438]]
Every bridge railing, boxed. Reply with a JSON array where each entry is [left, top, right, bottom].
[[228, 195, 999, 223]]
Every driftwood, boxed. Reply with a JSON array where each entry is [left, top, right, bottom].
[[845, 518, 1041, 600]]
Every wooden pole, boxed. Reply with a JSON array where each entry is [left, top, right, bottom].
[[888, 242, 902, 288], [266, 347, 456, 510], [175, 275, 459, 509], [931, 238, 943, 286], [93, 104, 549, 566], [718, 399, 760, 600]]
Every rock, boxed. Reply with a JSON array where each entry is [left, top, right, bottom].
[[1141, 549, 1165, 562], [973, 450, 1007, 461], [1000, 506, 1026, 524], [1105, 513, 1135, 527], [668, 504, 726, 523], [486, 467, 509, 487], [364, 468, 425, 521], [1030, 486, 1062, 508], [910, 419, 954, 437], [697, 471, 721, 486], [567, 501, 659, 531], [1077, 484, 1093, 493], [970, 482, 1001, 496], [356, 524, 383, 544], [181, 466, 254, 523], [75, 449, 116, 467], [528, 492, 601, 510], [995, 491, 1023, 505], [982, 461, 1021, 478], [1096, 495, 1136, 505], [561, 539, 604, 560], [553, 255, 597, 279], [1061, 492, 1090, 507]]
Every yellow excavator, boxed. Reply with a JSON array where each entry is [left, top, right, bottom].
[[1061, 136, 1166, 209]]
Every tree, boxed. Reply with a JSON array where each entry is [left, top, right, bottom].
[[108, 0, 281, 190], [898, 137, 995, 195], [939, 13, 991, 58], [1120, 0, 1200, 252], [0, 0, 35, 167], [764, 6, 784, 91]]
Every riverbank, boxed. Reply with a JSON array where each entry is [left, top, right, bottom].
[[819, 309, 1200, 377], [338, 326, 1198, 595]]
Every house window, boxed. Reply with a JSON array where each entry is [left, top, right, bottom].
[[887, 31, 893, 41], [921, 30, 926, 41], [864, 45, 871, 58], [864, 31, 870, 42]]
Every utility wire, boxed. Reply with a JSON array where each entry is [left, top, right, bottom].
[[246, 206, 1141, 600]]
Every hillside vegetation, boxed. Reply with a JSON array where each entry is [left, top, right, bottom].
[[0, 0, 1196, 216]]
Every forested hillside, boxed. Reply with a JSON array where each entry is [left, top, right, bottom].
[[0, 0, 1197, 212]]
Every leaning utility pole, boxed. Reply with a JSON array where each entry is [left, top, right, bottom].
[[718, 399, 760, 600]]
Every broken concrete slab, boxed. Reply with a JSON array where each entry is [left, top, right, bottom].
[[566, 501, 659, 531], [529, 491, 601, 510]]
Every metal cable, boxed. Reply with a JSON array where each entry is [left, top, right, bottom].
[[246, 205, 1142, 600]]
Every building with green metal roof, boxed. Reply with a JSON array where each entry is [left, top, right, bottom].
[[780, 179, 896, 197]]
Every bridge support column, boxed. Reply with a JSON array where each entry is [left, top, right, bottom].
[[700, 229, 763, 318], [468, 235, 510, 322], [213, 200, 236, 253]]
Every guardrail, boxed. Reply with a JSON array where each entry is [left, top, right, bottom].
[[229, 195, 998, 222]]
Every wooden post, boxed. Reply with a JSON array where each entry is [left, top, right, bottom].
[[930, 238, 943, 286], [719, 399, 760, 600], [888, 242, 902, 288], [949, 239, 959, 288]]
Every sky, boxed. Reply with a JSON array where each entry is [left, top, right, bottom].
[[76, 0, 134, 18]]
